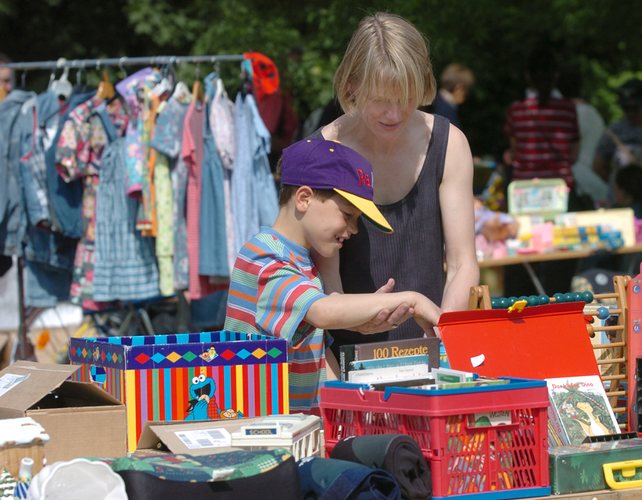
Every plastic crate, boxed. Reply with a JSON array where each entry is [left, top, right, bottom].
[[320, 378, 550, 499]]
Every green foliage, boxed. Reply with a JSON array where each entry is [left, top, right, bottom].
[[2, 0, 642, 155]]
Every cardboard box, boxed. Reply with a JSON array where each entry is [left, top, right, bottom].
[[137, 414, 321, 461], [136, 419, 253, 456], [68, 331, 289, 451], [0, 361, 127, 463], [0, 331, 17, 370]]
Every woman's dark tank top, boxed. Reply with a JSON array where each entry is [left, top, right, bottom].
[[310, 114, 450, 352]]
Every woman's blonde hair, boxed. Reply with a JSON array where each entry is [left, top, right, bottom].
[[334, 12, 436, 113]]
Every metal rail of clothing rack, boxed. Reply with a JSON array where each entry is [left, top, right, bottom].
[[3, 53, 245, 361], [0, 54, 246, 71]]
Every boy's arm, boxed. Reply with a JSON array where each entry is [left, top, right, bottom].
[[314, 252, 413, 332], [305, 291, 440, 332]]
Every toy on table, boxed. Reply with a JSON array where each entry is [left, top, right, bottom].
[[474, 198, 518, 260], [12, 458, 32, 499]]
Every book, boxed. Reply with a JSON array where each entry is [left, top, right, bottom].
[[349, 354, 428, 371], [339, 337, 440, 382], [369, 377, 436, 391], [546, 375, 620, 446], [347, 363, 431, 385], [467, 410, 512, 427], [430, 367, 475, 384], [412, 377, 510, 391]]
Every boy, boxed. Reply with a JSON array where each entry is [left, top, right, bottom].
[[224, 139, 441, 414]]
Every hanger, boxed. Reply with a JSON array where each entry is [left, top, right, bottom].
[[96, 69, 115, 100], [49, 59, 72, 101], [118, 57, 128, 79], [171, 81, 191, 101], [151, 66, 174, 99], [215, 77, 226, 100], [192, 63, 204, 103], [76, 67, 85, 86], [192, 79, 204, 103]]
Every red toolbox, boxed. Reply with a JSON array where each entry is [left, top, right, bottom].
[[320, 378, 550, 499]]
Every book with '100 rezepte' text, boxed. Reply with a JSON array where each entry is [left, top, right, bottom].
[[339, 337, 441, 382]]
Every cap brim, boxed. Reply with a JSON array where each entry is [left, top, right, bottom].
[[334, 189, 393, 234]]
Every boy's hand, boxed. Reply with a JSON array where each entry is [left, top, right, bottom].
[[352, 278, 413, 334]]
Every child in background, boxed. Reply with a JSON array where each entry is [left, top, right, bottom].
[[224, 139, 441, 414], [614, 164, 642, 219]]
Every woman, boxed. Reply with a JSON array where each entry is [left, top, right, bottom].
[[311, 13, 479, 355]]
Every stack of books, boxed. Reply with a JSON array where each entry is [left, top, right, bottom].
[[338, 338, 507, 391], [339, 337, 440, 384]]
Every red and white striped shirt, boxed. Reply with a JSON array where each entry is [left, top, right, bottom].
[[504, 96, 580, 187]]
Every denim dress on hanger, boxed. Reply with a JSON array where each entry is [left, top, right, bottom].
[[92, 109, 159, 302]]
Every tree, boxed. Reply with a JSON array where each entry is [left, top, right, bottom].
[[2, 0, 641, 156]]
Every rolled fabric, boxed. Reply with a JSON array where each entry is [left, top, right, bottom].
[[298, 457, 400, 500], [330, 434, 431, 499]]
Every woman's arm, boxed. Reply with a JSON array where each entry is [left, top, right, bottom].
[[440, 125, 480, 312]]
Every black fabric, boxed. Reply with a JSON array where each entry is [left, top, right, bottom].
[[330, 434, 431, 499], [568, 186, 595, 211], [298, 457, 400, 500], [503, 259, 579, 297], [117, 455, 299, 500], [0, 255, 11, 277]]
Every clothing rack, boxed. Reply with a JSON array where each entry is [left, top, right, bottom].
[[0, 54, 246, 71], [4, 53, 246, 361]]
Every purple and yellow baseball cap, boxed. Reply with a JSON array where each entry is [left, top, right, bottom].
[[280, 139, 393, 233]]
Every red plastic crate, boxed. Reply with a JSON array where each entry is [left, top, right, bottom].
[[320, 379, 550, 499]]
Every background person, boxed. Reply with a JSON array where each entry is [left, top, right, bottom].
[[593, 78, 642, 203], [428, 62, 475, 130], [504, 45, 580, 194], [502, 45, 581, 296], [0, 53, 14, 101], [557, 65, 608, 208]]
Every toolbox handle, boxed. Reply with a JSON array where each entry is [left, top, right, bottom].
[[603, 460, 642, 490]]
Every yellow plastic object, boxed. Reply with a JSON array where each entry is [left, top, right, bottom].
[[603, 459, 642, 490], [507, 299, 527, 313]]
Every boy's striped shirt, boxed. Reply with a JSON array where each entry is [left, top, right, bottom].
[[225, 227, 326, 412]]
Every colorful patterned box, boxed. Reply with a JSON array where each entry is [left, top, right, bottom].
[[68, 331, 289, 451]]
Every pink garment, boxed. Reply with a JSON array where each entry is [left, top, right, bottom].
[[183, 100, 220, 300]]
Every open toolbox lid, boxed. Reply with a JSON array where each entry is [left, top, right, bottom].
[[439, 302, 600, 379]]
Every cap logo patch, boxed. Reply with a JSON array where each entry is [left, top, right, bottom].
[[357, 168, 372, 188]]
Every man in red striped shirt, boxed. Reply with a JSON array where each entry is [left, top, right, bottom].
[[504, 47, 579, 190]]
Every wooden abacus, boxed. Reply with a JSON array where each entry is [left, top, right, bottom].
[[468, 277, 632, 431]]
